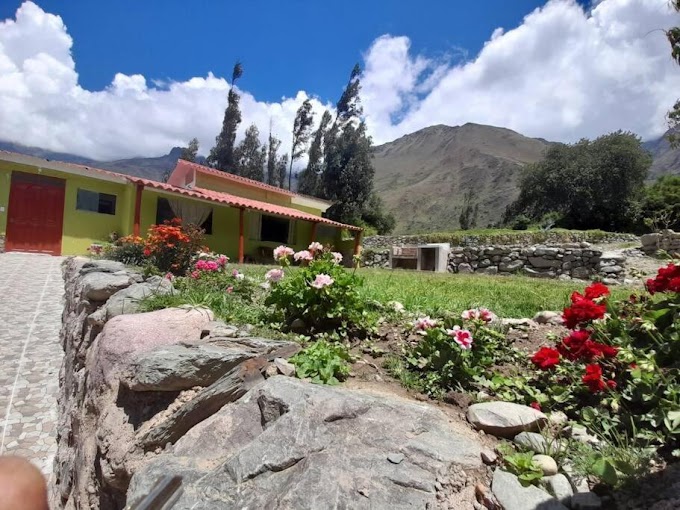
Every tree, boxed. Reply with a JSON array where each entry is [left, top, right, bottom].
[[666, 1, 680, 146], [505, 131, 652, 232], [288, 99, 315, 190], [297, 110, 332, 196], [234, 124, 265, 181], [276, 154, 289, 189], [459, 190, 478, 230], [266, 130, 282, 186], [335, 64, 363, 121], [641, 175, 680, 231], [180, 138, 199, 162], [207, 62, 243, 171]]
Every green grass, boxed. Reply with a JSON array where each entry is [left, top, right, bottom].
[[355, 268, 632, 318]]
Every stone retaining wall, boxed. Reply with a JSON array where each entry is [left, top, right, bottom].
[[361, 243, 626, 281], [641, 229, 680, 256], [364, 231, 638, 250]]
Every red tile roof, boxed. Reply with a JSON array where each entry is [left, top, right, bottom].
[[128, 177, 362, 231]]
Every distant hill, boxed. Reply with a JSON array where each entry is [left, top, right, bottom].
[[0, 141, 191, 182], [371, 123, 552, 233], [643, 129, 680, 180]]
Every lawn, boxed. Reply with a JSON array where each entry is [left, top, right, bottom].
[[225, 264, 632, 319]]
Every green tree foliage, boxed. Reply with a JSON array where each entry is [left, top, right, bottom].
[[207, 62, 243, 171], [459, 190, 478, 230], [276, 154, 289, 189], [667, 1, 680, 147], [180, 137, 199, 162], [505, 132, 651, 231], [298, 110, 332, 196], [288, 99, 315, 190], [641, 175, 680, 231], [266, 130, 282, 186], [361, 194, 396, 234], [234, 124, 265, 181]]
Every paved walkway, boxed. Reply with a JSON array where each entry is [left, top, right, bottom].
[[0, 252, 64, 478]]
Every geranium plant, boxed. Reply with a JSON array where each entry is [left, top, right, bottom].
[[264, 243, 366, 335], [143, 218, 205, 275]]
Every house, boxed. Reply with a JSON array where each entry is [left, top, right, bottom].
[[0, 152, 362, 261]]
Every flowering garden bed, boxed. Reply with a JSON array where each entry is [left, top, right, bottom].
[[96, 219, 679, 494]]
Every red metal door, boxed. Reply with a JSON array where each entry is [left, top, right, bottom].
[[5, 171, 66, 255]]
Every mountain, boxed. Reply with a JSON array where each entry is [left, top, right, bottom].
[[643, 130, 680, 180], [0, 140, 185, 181], [371, 123, 552, 233]]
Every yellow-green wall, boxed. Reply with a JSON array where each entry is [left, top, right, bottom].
[[0, 161, 130, 255], [196, 173, 291, 207]]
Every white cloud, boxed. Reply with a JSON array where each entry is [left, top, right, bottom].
[[361, 0, 680, 145], [0, 0, 679, 161]]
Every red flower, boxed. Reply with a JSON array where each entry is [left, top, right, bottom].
[[669, 277, 680, 293], [531, 347, 561, 370], [593, 343, 618, 359], [646, 264, 680, 294], [582, 364, 607, 393], [563, 294, 606, 329], [606, 380, 617, 389], [557, 330, 591, 360], [584, 282, 610, 300], [530, 402, 542, 411]]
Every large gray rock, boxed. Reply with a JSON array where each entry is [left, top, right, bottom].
[[122, 337, 297, 391], [467, 401, 547, 438], [492, 469, 568, 510], [514, 431, 555, 454], [542, 474, 573, 506], [79, 259, 127, 274], [127, 377, 484, 509], [81, 271, 135, 301], [105, 276, 173, 319], [499, 260, 524, 272]]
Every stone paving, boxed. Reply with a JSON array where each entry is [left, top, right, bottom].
[[0, 252, 64, 481]]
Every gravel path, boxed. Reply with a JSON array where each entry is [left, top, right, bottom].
[[0, 253, 64, 480]]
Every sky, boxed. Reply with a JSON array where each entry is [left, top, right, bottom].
[[0, 0, 678, 161]]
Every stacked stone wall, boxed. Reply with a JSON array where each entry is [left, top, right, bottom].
[[641, 230, 680, 256]]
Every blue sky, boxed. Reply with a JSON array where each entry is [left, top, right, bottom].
[[0, 0, 677, 160], [1, 0, 550, 103]]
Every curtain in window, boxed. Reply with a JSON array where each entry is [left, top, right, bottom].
[[168, 198, 211, 227]]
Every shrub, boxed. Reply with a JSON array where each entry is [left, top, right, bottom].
[[143, 219, 205, 275], [511, 214, 531, 230], [289, 339, 352, 385], [264, 243, 367, 335], [404, 308, 518, 396], [102, 235, 145, 266]]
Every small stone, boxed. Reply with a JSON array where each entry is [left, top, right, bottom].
[[541, 474, 573, 506], [481, 449, 498, 465], [514, 432, 553, 454], [387, 453, 405, 464], [548, 411, 568, 427], [467, 401, 548, 438], [532, 454, 558, 476], [289, 318, 306, 331], [274, 357, 296, 377], [532, 311, 563, 325], [492, 469, 568, 510], [87, 485, 96, 495], [264, 364, 278, 378], [571, 491, 602, 509]]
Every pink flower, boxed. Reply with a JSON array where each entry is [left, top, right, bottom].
[[226, 286, 233, 294], [331, 252, 343, 264], [190, 270, 200, 279], [414, 316, 438, 331], [308, 241, 324, 253], [273, 245, 295, 261], [265, 268, 285, 283], [294, 250, 314, 262], [217, 255, 228, 266], [310, 273, 334, 289], [232, 269, 245, 280], [446, 326, 474, 349], [164, 272, 174, 281], [461, 308, 495, 323]]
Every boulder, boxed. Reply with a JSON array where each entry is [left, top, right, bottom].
[[81, 272, 135, 302], [79, 259, 127, 274], [492, 469, 568, 510], [458, 263, 474, 274], [513, 431, 555, 454], [273, 357, 296, 377], [641, 233, 660, 247], [571, 267, 591, 279], [467, 402, 547, 438], [127, 377, 484, 509], [121, 337, 297, 391], [105, 276, 174, 319]]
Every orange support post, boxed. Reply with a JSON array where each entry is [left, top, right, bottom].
[[238, 208, 245, 264], [133, 183, 144, 237], [353, 230, 363, 257], [310, 222, 318, 243]]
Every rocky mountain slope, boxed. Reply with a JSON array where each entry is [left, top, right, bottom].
[[643, 129, 680, 180], [371, 123, 552, 233]]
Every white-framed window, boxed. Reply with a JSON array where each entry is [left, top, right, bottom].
[[248, 212, 296, 244]]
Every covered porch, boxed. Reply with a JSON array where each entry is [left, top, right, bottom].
[[128, 178, 363, 264]]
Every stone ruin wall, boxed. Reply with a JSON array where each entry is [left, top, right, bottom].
[[362, 243, 627, 282], [641, 229, 680, 256]]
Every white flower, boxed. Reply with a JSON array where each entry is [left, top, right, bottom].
[[265, 268, 285, 283], [310, 273, 334, 289], [331, 252, 343, 264], [414, 316, 437, 331], [273, 245, 295, 261], [308, 241, 324, 252], [294, 250, 314, 262]]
